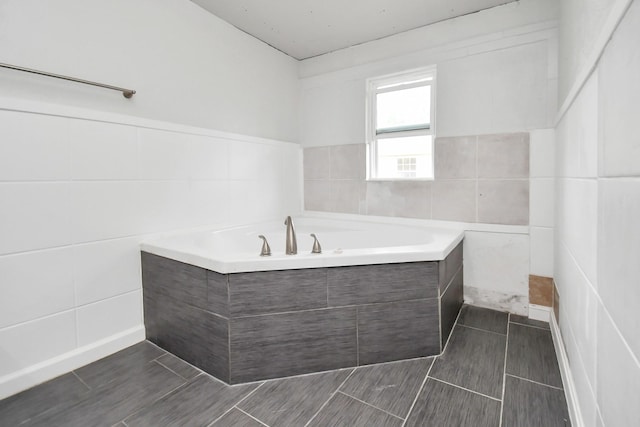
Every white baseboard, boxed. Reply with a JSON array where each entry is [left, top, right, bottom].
[[550, 314, 584, 427], [0, 326, 145, 400], [529, 304, 551, 322]]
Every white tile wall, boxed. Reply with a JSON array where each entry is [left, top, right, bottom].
[[599, 1, 640, 177], [598, 179, 640, 358], [563, 319, 599, 427], [530, 129, 555, 178], [555, 3, 640, 425], [596, 306, 640, 427], [69, 119, 138, 180], [556, 71, 599, 179], [530, 226, 554, 277], [0, 112, 71, 181], [0, 183, 72, 255], [529, 178, 555, 227], [0, 106, 302, 396], [0, 248, 75, 328], [76, 290, 143, 346], [0, 310, 77, 377], [556, 178, 598, 286], [556, 243, 598, 384], [73, 237, 142, 306]]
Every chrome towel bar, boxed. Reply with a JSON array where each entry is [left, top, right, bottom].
[[0, 62, 136, 98]]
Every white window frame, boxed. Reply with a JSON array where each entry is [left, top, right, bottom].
[[366, 66, 437, 181]]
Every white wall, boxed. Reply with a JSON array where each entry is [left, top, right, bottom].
[[0, 0, 302, 399], [298, 0, 558, 314], [0, 101, 301, 399], [0, 0, 299, 142], [555, 0, 640, 425]]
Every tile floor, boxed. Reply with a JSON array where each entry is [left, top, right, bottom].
[[0, 306, 570, 426]]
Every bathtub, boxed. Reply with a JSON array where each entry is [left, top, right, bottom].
[[141, 216, 464, 274], [141, 216, 465, 384]]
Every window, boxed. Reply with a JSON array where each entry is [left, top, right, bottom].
[[366, 67, 436, 180]]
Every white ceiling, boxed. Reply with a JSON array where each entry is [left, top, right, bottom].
[[191, 0, 516, 60]]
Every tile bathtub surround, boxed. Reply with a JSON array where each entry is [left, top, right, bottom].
[[303, 133, 530, 225], [0, 306, 570, 426], [141, 241, 463, 384]]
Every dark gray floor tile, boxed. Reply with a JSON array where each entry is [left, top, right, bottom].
[[141, 252, 208, 310], [229, 308, 356, 383], [440, 267, 463, 349], [210, 408, 265, 427], [510, 314, 551, 330], [149, 290, 229, 382], [327, 262, 438, 307], [29, 361, 185, 427], [507, 323, 563, 388], [156, 353, 201, 380], [339, 358, 432, 418], [307, 392, 403, 427], [238, 369, 351, 426], [358, 299, 440, 365], [124, 374, 258, 427], [74, 341, 165, 389], [457, 305, 508, 334], [405, 378, 501, 427], [429, 325, 506, 398], [503, 375, 570, 427], [229, 268, 327, 317], [0, 373, 90, 425]]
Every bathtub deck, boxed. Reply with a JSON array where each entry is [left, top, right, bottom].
[[0, 306, 570, 426]]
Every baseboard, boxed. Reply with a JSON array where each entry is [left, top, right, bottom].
[[550, 314, 584, 427], [529, 304, 551, 322], [0, 326, 145, 400]]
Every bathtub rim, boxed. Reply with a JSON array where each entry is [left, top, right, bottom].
[[140, 214, 466, 274]]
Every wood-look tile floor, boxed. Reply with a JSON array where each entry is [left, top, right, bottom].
[[0, 306, 571, 426]]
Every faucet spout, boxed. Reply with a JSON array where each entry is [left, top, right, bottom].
[[284, 216, 297, 255]]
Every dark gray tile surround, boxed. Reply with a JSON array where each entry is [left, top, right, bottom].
[[229, 307, 357, 383], [141, 240, 464, 384], [0, 306, 570, 427]]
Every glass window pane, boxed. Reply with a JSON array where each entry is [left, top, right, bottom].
[[376, 135, 433, 179], [376, 85, 430, 131]]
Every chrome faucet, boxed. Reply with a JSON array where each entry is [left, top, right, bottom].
[[284, 216, 297, 255]]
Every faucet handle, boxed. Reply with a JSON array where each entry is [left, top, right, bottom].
[[258, 235, 271, 257], [310, 233, 322, 254]]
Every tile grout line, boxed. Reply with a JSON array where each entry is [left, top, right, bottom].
[[206, 382, 266, 427], [427, 376, 502, 402], [440, 306, 465, 355], [336, 391, 404, 421], [401, 356, 436, 426], [119, 374, 190, 426], [71, 371, 92, 391], [303, 368, 356, 427], [498, 314, 511, 427], [505, 373, 564, 391], [235, 407, 270, 427], [509, 320, 550, 331], [458, 323, 508, 337], [154, 359, 199, 382]]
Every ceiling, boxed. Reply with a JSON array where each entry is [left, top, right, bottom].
[[191, 0, 515, 60]]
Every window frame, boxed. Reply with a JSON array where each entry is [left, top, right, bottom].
[[366, 66, 437, 181]]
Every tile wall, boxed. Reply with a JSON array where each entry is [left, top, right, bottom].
[[554, 1, 640, 425], [0, 106, 301, 399], [304, 132, 530, 225]]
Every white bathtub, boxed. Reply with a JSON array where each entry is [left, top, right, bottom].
[[141, 216, 464, 273]]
